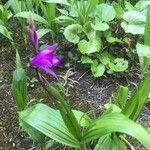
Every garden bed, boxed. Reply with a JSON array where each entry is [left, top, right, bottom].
[[0, 41, 149, 149], [0, 0, 150, 149]]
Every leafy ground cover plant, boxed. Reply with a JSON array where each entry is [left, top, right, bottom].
[[12, 19, 150, 150], [46, 0, 129, 77]]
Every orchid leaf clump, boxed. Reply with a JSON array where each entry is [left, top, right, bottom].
[[11, 17, 150, 149], [4, 0, 150, 149], [14, 67, 150, 149]]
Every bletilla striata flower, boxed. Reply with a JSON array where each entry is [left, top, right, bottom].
[[31, 44, 60, 77]]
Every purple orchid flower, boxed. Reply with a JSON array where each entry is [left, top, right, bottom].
[[31, 44, 60, 77], [28, 17, 39, 52]]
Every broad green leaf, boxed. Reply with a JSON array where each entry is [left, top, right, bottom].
[[0, 24, 12, 40], [122, 74, 150, 121], [19, 104, 81, 148], [83, 113, 150, 150], [98, 52, 113, 66], [109, 58, 128, 72], [78, 32, 102, 54], [20, 120, 46, 145], [96, 4, 116, 22], [91, 61, 105, 77], [91, 22, 109, 31], [37, 29, 52, 39], [123, 11, 146, 24], [106, 37, 123, 43], [63, 24, 82, 44], [14, 11, 49, 25], [78, 40, 88, 54], [81, 56, 93, 64], [144, 6, 150, 46], [121, 22, 144, 35]]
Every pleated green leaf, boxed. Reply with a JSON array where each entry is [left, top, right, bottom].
[[12, 68, 27, 111], [19, 103, 91, 148], [47, 83, 82, 141], [83, 113, 150, 150], [20, 119, 46, 145], [12, 50, 27, 111], [122, 74, 150, 120]]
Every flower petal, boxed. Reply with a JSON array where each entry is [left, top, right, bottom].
[[39, 67, 56, 77], [52, 56, 60, 66], [31, 55, 53, 68], [42, 44, 57, 54]]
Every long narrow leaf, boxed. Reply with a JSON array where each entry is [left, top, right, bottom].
[[122, 74, 150, 120], [47, 84, 82, 141], [14, 11, 49, 25], [144, 6, 150, 46], [83, 113, 150, 149]]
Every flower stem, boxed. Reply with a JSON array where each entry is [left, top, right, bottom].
[[120, 135, 135, 150]]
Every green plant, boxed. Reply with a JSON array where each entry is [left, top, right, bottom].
[[2, 0, 56, 42], [47, 0, 128, 77], [0, 4, 12, 40], [99, 73, 150, 149], [12, 51, 150, 149], [10, 0, 57, 40], [121, 0, 150, 35], [12, 50, 27, 111], [136, 5, 150, 75]]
